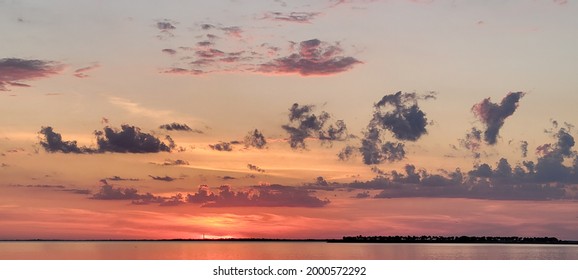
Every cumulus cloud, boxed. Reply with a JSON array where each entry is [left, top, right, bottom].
[[209, 142, 233, 152], [258, 39, 361, 76], [347, 161, 570, 200], [262, 12, 321, 23], [38, 126, 95, 154], [244, 129, 267, 149], [471, 92, 525, 145], [0, 58, 64, 91], [282, 103, 348, 149], [371, 91, 433, 141], [186, 184, 330, 207], [95, 125, 172, 153], [350, 91, 434, 165]]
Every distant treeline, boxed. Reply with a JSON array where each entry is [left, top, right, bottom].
[[335, 235, 574, 244]]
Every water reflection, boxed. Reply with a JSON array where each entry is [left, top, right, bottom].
[[0, 242, 577, 260]]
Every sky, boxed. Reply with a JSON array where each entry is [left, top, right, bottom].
[[1, 0, 578, 240]]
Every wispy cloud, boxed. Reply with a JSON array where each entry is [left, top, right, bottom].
[[73, 63, 100, 78], [261, 12, 321, 23]]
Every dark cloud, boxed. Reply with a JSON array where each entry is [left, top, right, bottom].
[[220, 176, 236, 180], [371, 91, 433, 141], [337, 145, 357, 161], [149, 175, 177, 182], [520, 140, 529, 158], [459, 127, 483, 159], [532, 123, 576, 182], [262, 12, 321, 23], [157, 21, 176, 30], [352, 91, 434, 165], [159, 122, 193, 131], [95, 125, 172, 153], [186, 184, 330, 207], [162, 49, 177, 55], [156, 19, 178, 40], [105, 176, 140, 181], [0, 58, 64, 91], [347, 161, 570, 200], [359, 127, 406, 165], [247, 164, 266, 173], [282, 103, 348, 149], [258, 39, 361, 76], [471, 92, 525, 145], [354, 191, 371, 199], [209, 142, 233, 152], [244, 129, 267, 149], [91, 183, 163, 204], [38, 126, 95, 154]]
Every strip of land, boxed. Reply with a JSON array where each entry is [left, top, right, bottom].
[[1, 236, 577, 244]]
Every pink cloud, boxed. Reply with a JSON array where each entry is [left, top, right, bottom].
[[0, 58, 64, 91], [73, 63, 100, 78], [258, 39, 362, 76]]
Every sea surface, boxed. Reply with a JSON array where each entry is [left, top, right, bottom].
[[0, 241, 577, 260]]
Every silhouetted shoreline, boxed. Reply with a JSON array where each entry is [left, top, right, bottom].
[[1, 236, 577, 244]]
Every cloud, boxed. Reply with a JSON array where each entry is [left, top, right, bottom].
[[108, 97, 175, 121], [220, 176, 237, 180], [10, 184, 91, 195], [38, 126, 95, 154], [258, 39, 361, 76], [209, 142, 233, 152], [520, 140, 529, 158], [371, 91, 433, 141], [346, 91, 435, 164], [247, 164, 266, 173], [282, 103, 349, 149], [337, 145, 357, 161], [149, 175, 177, 182], [159, 159, 190, 166], [471, 92, 525, 145], [105, 176, 140, 181], [161, 48, 177, 55], [159, 122, 193, 132], [91, 183, 160, 202], [347, 161, 571, 201], [553, 0, 567, 5], [0, 58, 64, 91], [261, 12, 321, 23], [155, 19, 178, 40], [244, 129, 267, 149], [459, 127, 483, 159], [186, 184, 330, 207], [95, 125, 172, 153], [73, 63, 99, 78]]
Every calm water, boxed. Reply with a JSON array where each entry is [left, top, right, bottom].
[[0, 242, 577, 260]]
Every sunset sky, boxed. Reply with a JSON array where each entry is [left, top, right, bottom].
[[1, 0, 578, 240]]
